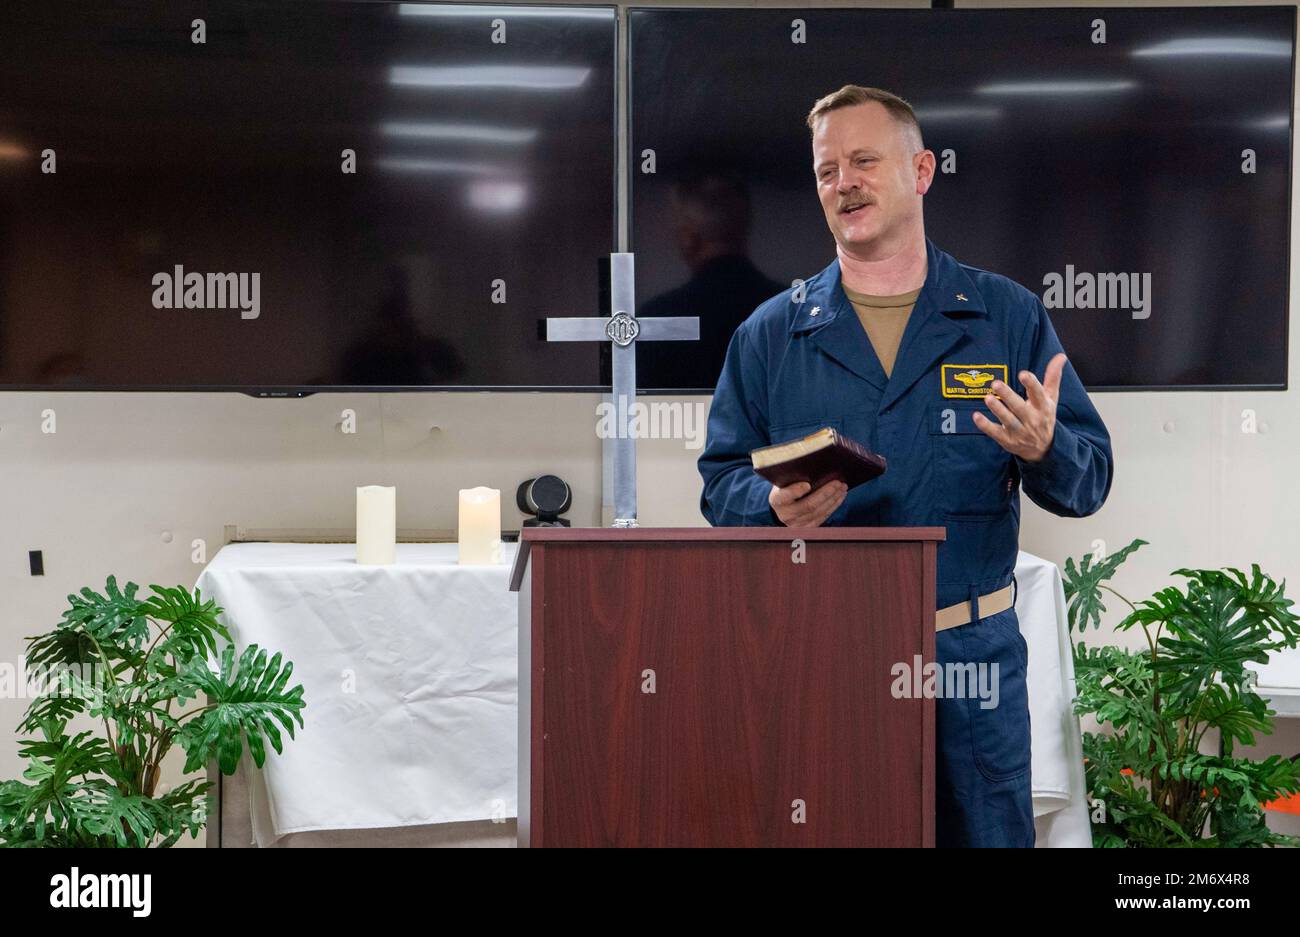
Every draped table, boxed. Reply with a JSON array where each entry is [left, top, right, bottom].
[[194, 542, 1089, 847], [195, 542, 518, 847]]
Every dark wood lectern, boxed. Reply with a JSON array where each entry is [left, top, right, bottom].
[[508, 526, 945, 847]]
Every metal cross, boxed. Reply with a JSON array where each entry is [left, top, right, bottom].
[[545, 252, 699, 527]]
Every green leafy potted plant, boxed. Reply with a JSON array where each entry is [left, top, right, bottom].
[[0, 576, 304, 847], [1064, 539, 1300, 847]]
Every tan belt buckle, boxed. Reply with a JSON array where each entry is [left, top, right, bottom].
[[935, 584, 1015, 631]]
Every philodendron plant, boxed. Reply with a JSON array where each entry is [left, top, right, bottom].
[[0, 576, 304, 847], [1064, 539, 1300, 847]]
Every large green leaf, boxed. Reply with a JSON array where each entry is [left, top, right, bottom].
[[141, 584, 230, 669], [77, 783, 159, 848], [16, 693, 88, 735], [1063, 538, 1147, 632], [177, 644, 306, 775], [1192, 684, 1272, 748], [2, 727, 116, 844], [1222, 564, 1300, 651], [23, 626, 101, 671], [1150, 569, 1294, 708], [149, 780, 212, 847], [60, 575, 151, 651]]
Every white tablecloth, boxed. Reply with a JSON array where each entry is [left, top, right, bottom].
[[194, 542, 1090, 847], [194, 542, 518, 847], [1016, 552, 1092, 848]]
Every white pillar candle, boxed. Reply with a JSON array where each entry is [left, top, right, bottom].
[[356, 485, 396, 565], [458, 486, 501, 565]]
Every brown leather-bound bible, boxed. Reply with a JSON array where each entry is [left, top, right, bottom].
[[750, 427, 887, 490]]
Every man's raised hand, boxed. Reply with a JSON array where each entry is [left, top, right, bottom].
[[972, 352, 1067, 463]]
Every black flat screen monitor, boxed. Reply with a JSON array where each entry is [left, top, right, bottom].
[[0, 1, 616, 392], [630, 6, 1294, 392]]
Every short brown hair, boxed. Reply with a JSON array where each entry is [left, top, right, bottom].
[[806, 85, 924, 151]]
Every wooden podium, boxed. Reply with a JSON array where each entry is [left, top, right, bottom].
[[508, 526, 945, 847]]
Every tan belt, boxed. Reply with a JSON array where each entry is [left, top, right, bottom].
[[935, 584, 1014, 631]]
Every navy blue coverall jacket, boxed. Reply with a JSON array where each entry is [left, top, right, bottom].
[[698, 236, 1113, 611]]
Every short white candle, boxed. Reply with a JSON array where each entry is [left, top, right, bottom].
[[356, 485, 396, 565], [458, 487, 501, 565]]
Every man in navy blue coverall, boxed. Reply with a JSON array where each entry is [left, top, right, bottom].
[[697, 85, 1114, 847]]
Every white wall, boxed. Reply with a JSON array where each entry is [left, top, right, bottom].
[[3, 0, 1297, 843]]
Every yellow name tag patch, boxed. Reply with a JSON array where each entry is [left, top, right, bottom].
[[941, 363, 1008, 398]]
